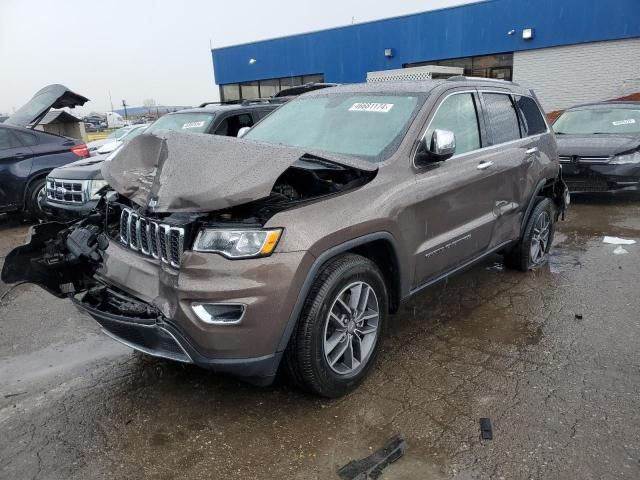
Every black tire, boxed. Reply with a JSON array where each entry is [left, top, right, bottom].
[[284, 253, 388, 398], [504, 197, 555, 271], [24, 177, 47, 220]]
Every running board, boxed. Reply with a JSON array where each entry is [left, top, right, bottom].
[[406, 240, 513, 299]]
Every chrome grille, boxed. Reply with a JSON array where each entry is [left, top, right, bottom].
[[119, 208, 185, 268], [46, 178, 87, 204], [558, 155, 610, 164], [579, 156, 610, 164]]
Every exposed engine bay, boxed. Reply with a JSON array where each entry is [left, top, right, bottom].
[[1, 155, 375, 298]]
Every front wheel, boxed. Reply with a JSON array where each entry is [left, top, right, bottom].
[[25, 178, 48, 221], [284, 254, 388, 398], [504, 197, 555, 271]]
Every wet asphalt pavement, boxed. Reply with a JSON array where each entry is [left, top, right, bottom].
[[1, 195, 639, 480]]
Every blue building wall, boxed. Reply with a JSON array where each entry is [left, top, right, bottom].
[[211, 0, 640, 85]]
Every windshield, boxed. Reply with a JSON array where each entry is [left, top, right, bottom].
[[107, 127, 132, 139], [554, 107, 640, 135], [244, 94, 424, 162], [146, 112, 216, 135], [123, 125, 148, 140]]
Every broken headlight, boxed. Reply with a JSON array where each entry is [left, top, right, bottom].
[[89, 179, 108, 199], [609, 151, 640, 164], [193, 228, 282, 258]]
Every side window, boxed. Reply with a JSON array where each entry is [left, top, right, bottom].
[[482, 93, 521, 144], [0, 128, 15, 150], [424, 93, 481, 155], [213, 113, 254, 137], [255, 109, 273, 121], [515, 96, 547, 136], [14, 131, 38, 146]]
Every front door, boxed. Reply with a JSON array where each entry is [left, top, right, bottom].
[[0, 127, 34, 209], [409, 91, 498, 287]]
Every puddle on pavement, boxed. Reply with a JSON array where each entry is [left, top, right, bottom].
[[0, 333, 129, 390]]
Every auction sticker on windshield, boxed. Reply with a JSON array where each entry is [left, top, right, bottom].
[[349, 103, 394, 113], [612, 119, 636, 126], [182, 121, 206, 129]]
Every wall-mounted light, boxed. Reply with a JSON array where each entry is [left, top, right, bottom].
[[384, 48, 394, 58], [248, 58, 257, 65], [522, 28, 534, 40], [507, 29, 516, 36]]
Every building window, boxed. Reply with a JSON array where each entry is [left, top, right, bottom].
[[219, 74, 325, 102], [406, 53, 513, 81], [240, 82, 260, 100], [259, 79, 279, 98], [221, 84, 240, 103]]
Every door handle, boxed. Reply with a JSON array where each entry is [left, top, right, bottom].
[[477, 161, 494, 170], [14, 152, 29, 160], [525, 147, 539, 155]]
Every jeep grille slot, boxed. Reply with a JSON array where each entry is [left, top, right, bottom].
[[119, 207, 184, 268]]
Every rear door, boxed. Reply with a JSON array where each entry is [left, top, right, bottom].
[[478, 91, 544, 244], [0, 127, 34, 209], [411, 90, 499, 286]]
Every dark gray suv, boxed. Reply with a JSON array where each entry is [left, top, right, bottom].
[[2, 77, 568, 397]]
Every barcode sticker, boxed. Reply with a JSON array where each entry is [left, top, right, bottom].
[[349, 103, 394, 113], [182, 121, 205, 129], [612, 119, 636, 126]]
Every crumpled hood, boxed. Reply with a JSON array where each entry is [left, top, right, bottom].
[[556, 134, 640, 158], [102, 131, 377, 213]]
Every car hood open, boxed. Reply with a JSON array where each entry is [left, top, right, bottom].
[[102, 131, 378, 213], [4, 84, 89, 128]]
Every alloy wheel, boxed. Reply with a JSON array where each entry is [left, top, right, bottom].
[[323, 281, 380, 375], [530, 211, 551, 264]]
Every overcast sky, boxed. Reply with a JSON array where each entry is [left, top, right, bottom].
[[0, 0, 476, 115]]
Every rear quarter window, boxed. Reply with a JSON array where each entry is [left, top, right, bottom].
[[14, 130, 39, 146], [515, 96, 547, 136], [0, 128, 14, 150]]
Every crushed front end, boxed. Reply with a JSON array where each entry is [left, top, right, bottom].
[[1, 132, 376, 385]]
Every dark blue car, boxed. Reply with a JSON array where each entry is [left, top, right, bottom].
[[0, 84, 89, 217]]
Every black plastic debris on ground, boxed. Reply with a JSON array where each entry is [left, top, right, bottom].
[[480, 418, 493, 440], [337, 435, 407, 480]]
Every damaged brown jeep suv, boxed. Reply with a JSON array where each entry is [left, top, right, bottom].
[[2, 78, 568, 397]]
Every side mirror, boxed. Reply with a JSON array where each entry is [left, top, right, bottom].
[[237, 126, 251, 138], [416, 129, 456, 165]]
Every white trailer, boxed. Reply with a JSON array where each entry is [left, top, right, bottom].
[[367, 65, 464, 82], [105, 111, 129, 129]]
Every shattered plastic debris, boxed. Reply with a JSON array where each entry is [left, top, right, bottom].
[[613, 246, 629, 255], [602, 236, 636, 245], [480, 418, 493, 440], [337, 435, 406, 480], [485, 262, 504, 272]]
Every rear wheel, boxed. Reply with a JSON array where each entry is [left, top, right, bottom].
[[25, 178, 48, 220], [284, 254, 387, 398], [505, 197, 555, 271]]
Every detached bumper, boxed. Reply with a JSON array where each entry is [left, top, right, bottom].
[[561, 162, 640, 192], [42, 198, 99, 220], [72, 290, 283, 385]]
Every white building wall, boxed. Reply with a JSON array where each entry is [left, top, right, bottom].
[[513, 38, 640, 112]]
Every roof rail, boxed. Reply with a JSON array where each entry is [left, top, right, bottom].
[[240, 97, 288, 106], [198, 101, 236, 108], [446, 75, 520, 86]]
